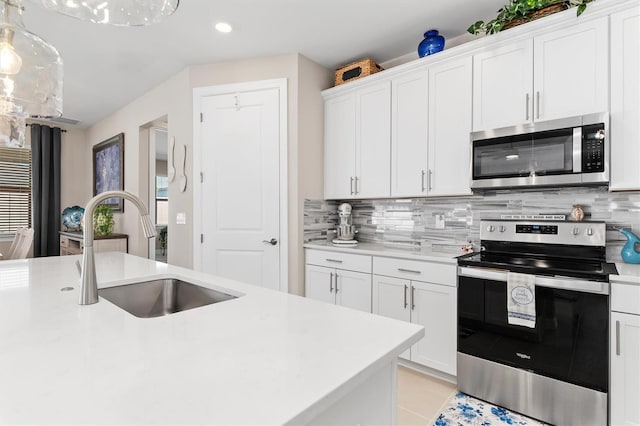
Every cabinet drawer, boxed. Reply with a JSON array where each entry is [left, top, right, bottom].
[[60, 236, 69, 247], [305, 249, 371, 273], [612, 282, 640, 316], [373, 256, 456, 287]]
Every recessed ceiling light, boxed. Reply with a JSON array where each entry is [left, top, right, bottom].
[[215, 22, 233, 33]]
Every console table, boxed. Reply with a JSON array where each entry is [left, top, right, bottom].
[[59, 231, 128, 256]]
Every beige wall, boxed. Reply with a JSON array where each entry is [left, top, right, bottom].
[[60, 127, 91, 209], [85, 68, 192, 265], [81, 53, 330, 293], [294, 56, 333, 295]]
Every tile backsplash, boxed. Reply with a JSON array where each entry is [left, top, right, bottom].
[[304, 186, 640, 262]]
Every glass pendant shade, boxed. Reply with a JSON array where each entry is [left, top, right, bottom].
[[0, 0, 63, 120], [38, 0, 180, 26]]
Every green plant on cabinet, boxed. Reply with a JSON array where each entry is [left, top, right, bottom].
[[467, 0, 594, 35]]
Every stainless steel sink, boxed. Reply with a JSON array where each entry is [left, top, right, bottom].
[[98, 278, 238, 318]]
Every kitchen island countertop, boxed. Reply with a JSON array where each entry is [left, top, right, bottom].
[[0, 253, 423, 425]]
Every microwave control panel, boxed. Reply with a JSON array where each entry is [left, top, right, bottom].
[[582, 124, 605, 172]]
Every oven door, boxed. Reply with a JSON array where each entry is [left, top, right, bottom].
[[457, 267, 609, 392]]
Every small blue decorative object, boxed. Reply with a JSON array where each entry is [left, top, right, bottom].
[[418, 29, 445, 57], [61, 205, 85, 231], [620, 229, 640, 264]]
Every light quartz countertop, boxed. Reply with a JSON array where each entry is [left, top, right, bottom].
[[611, 262, 640, 285], [0, 253, 423, 425], [304, 241, 460, 264]]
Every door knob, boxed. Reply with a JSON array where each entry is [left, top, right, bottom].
[[262, 238, 278, 246]]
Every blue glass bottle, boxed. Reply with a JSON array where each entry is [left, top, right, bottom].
[[418, 30, 445, 57]]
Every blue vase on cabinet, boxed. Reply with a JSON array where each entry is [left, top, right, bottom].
[[418, 30, 445, 57]]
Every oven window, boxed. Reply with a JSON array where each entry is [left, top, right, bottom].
[[473, 129, 574, 179], [458, 277, 608, 392]]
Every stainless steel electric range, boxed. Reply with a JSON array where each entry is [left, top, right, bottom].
[[457, 219, 617, 426]]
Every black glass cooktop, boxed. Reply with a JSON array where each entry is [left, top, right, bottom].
[[458, 251, 616, 282]]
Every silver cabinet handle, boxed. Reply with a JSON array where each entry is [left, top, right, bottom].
[[428, 169, 433, 191], [262, 238, 278, 246], [525, 93, 530, 121], [335, 272, 339, 293], [411, 286, 416, 310], [536, 91, 541, 119], [403, 284, 408, 309], [329, 272, 334, 293], [355, 176, 359, 195], [325, 259, 343, 264], [350, 177, 355, 195], [421, 170, 426, 192], [398, 268, 421, 274], [616, 320, 621, 356]]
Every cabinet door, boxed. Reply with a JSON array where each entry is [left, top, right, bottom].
[[355, 82, 391, 198], [428, 56, 473, 197], [533, 16, 608, 122], [611, 312, 640, 426], [324, 94, 356, 199], [472, 40, 533, 131], [410, 281, 457, 375], [373, 275, 411, 359], [391, 71, 429, 197], [335, 269, 372, 313], [610, 7, 640, 191], [305, 264, 336, 305]]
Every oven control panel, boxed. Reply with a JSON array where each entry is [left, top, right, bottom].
[[480, 220, 606, 246], [516, 224, 558, 234]]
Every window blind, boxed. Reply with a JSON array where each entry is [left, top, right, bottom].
[[0, 147, 31, 236]]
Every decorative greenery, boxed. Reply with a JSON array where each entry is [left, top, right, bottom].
[[93, 204, 115, 236], [467, 0, 594, 35], [159, 226, 167, 255]]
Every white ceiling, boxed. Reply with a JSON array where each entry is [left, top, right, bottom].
[[23, 0, 506, 127]]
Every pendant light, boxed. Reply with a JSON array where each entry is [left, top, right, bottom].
[[0, 0, 63, 148], [37, 0, 180, 26]]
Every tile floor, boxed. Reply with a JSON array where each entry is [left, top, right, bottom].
[[397, 365, 457, 425]]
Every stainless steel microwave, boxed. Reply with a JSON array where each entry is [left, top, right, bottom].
[[470, 113, 609, 190]]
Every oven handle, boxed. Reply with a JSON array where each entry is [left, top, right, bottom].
[[457, 266, 609, 295]]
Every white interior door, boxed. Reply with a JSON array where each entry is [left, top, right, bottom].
[[199, 88, 280, 290]]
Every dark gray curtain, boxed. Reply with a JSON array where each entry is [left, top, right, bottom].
[[31, 124, 62, 257]]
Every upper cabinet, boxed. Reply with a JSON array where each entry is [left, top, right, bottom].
[[391, 71, 429, 197], [427, 56, 473, 197], [473, 40, 533, 131], [610, 7, 640, 191], [473, 16, 609, 132], [533, 16, 609, 121], [324, 81, 391, 200]]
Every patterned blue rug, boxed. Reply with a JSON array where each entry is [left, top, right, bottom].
[[434, 392, 547, 426]]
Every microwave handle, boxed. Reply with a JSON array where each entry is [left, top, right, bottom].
[[573, 127, 582, 173]]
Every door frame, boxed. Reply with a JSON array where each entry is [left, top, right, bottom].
[[192, 78, 288, 292]]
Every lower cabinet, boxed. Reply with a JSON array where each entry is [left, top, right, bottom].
[[610, 310, 640, 426], [305, 264, 372, 313], [372, 273, 457, 376]]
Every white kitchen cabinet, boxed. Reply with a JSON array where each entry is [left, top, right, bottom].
[[610, 7, 640, 191], [410, 281, 457, 374], [427, 56, 473, 197], [472, 17, 608, 131], [324, 82, 390, 200], [372, 275, 411, 360], [533, 16, 608, 122], [391, 71, 429, 197], [324, 94, 356, 199], [372, 257, 457, 376], [473, 40, 534, 131], [305, 249, 372, 313], [611, 278, 640, 426]]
